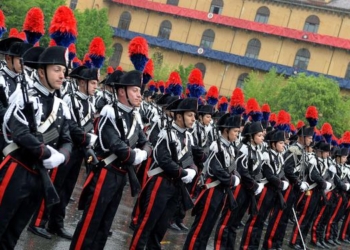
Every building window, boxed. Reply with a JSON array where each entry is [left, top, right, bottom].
[[153, 52, 164, 69], [195, 63, 206, 78], [118, 11, 131, 31], [200, 29, 215, 49], [245, 39, 261, 59], [69, 0, 78, 10], [345, 63, 350, 79], [166, 0, 179, 6], [254, 6, 270, 24], [303, 15, 319, 33], [158, 20, 172, 40], [209, 0, 223, 14], [237, 73, 248, 89], [109, 43, 123, 68], [293, 48, 310, 70]]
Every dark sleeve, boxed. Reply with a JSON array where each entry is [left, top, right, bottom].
[[0, 100, 7, 124], [95, 96, 107, 113], [284, 151, 299, 184], [310, 166, 327, 189], [334, 174, 348, 191], [100, 116, 135, 165], [262, 162, 282, 189], [9, 115, 51, 160], [155, 137, 187, 179], [57, 118, 73, 164], [236, 153, 259, 191], [67, 119, 91, 147], [209, 153, 235, 187], [137, 124, 152, 157]]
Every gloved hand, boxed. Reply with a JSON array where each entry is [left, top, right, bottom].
[[233, 176, 240, 187], [132, 148, 147, 165], [181, 168, 196, 184], [325, 181, 332, 192], [345, 183, 350, 191], [43, 145, 65, 169], [209, 141, 218, 153], [254, 183, 264, 195], [282, 180, 289, 191], [329, 165, 337, 174], [87, 133, 98, 148], [300, 181, 309, 192]]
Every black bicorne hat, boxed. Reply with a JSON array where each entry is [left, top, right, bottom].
[[248, 121, 264, 135], [0, 37, 24, 54], [143, 90, 153, 98], [261, 120, 269, 129], [7, 42, 33, 58], [168, 97, 198, 113], [335, 147, 348, 157], [69, 66, 99, 81], [166, 98, 182, 111], [314, 141, 331, 152], [212, 111, 225, 120], [297, 126, 314, 137], [198, 105, 214, 115], [116, 70, 142, 89], [271, 130, 286, 142], [157, 94, 179, 107], [217, 114, 241, 129], [38, 46, 69, 69], [105, 70, 124, 86], [22, 46, 46, 69]]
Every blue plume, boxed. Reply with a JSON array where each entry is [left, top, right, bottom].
[[331, 139, 338, 147], [159, 86, 164, 94], [90, 55, 105, 69], [0, 27, 6, 38], [262, 112, 270, 122], [219, 103, 228, 112], [276, 124, 290, 133], [167, 84, 183, 96], [251, 112, 263, 122], [143, 74, 152, 84], [130, 54, 148, 72], [231, 106, 245, 115], [323, 134, 332, 144], [149, 85, 157, 92], [24, 31, 42, 45], [50, 31, 76, 48], [306, 118, 318, 127], [187, 84, 205, 98], [207, 97, 218, 106]]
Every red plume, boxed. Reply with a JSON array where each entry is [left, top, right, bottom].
[[290, 124, 296, 132], [17, 32, 27, 41], [261, 104, 270, 113], [9, 28, 19, 38], [321, 123, 333, 136], [128, 36, 148, 56], [89, 37, 105, 57], [305, 106, 318, 119], [116, 66, 123, 71], [245, 98, 261, 114], [23, 7, 45, 34], [158, 80, 165, 88], [107, 66, 114, 74], [206, 86, 219, 99], [68, 43, 76, 54], [230, 88, 245, 108], [0, 9, 5, 28], [342, 131, 350, 144], [269, 113, 277, 123], [296, 120, 305, 129], [188, 68, 204, 86], [168, 71, 182, 85], [34, 41, 40, 47], [276, 110, 291, 126], [143, 59, 154, 78], [49, 39, 57, 47]]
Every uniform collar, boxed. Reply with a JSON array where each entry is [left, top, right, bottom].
[[220, 136, 230, 147], [2, 66, 18, 79], [118, 101, 133, 113], [76, 91, 89, 100], [173, 122, 186, 133], [34, 81, 55, 97]]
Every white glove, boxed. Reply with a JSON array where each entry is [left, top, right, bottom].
[[87, 133, 98, 147], [209, 141, 218, 153], [254, 183, 264, 195], [300, 181, 309, 192], [325, 181, 332, 192], [233, 176, 240, 187], [282, 180, 289, 191], [132, 148, 147, 165], [43, 145, 65, 169], [181, 168, 196, 184], [329, 165, 337, 174], [345, 183, 350, 191]]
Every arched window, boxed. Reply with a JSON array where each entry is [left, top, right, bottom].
[[293, 48, 310, 70], [109, 43, 123, 68], [345, 63, 350, 79], [69, 0, 78, 10], [118, 11, 131, 31], [153, 52, 164, 69], [254, 6, 270, 24], [210, 0, 223, 14], [166, 0, 179, 6], [236, 73, 249, 89], [195, 63, 206, 78], [245, 39, 261, 59], [200, 29, 215, 49], [303, 15, 320, 33], [158, 20, 172, 39]]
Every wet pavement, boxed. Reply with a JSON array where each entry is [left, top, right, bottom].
[[15, 168, 349, 249]]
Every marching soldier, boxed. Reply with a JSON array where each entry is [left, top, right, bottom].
[[0, 46, 73, 249], [70, 70, 151, 250]]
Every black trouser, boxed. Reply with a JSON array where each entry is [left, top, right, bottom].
[[326, 192, 347, 241], [340, 197, 350, 241], [130, 176, 180, 250], [0, 156, 42, 249], [214, 184, 250, 250], [183, 185, 226, 250], [70, 167, 127, 250]]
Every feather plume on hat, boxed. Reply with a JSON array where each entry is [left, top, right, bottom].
[[72, 57, 82, 69], [166, 71, 182, 96], [49, 6, 77, 47], [246, 98, 262, 122], [320, 123, 333, 144], [88, 37, 105, 69], [261, 104, 271, 122], [23, 7, 45, 45], [206, 86, 219, 106], [116, 66, 123, 71], [148, 80, 158, 92], [83, 53, 93, 69], [331, 135, 339, 147], [107, 66, 114, 75], [269, 113, 277, 127], [217, 97, 228, 113], [187, 68, 205, 100], [276, 110, 291, 132], [290, 124, 296, 134], [128, 36, 149, 72], [305, 106, 318, 127], [68, 43, 76, 61], [230, 88, 245, 115], [342, 131, 350, 148], [296, 120, 305, 130], [0, 10, 6, 38], [9, 28, 19, 38], [143, 59, 154, 84], [158, 80, 165, 94]]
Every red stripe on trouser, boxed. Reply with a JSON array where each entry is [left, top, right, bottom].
[[291, 190, 313, 244], [0, 155, 10, 170], [242, 187, 267, 250], [188, 187, 215, 250], [142, 157, 152, 188], [50, 168, 58, 182], [267, 184, 292, 249], [311, 192, 330, 243], [341, 209, 350, 239], [75, 168, 108, 250], [130, 177, 163, 250], [215, 185, 241, 250], [83, 172, 94, 190], [0, 161, 17, 205], [325, 195, 343, 240], [297, 192, 305, 207]]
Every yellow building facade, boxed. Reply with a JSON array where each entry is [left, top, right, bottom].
[[69, 0, 350, 96]]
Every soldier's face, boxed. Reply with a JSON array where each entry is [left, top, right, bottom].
[[183, 111, 196, 128], [88, 80, 98, 96], [228, 128, 240, 142], [202, 114, 211, 126], [5, 55, 22, 73], [275, 141, 285, 153], [39, 65, 66, 90], [252, 132, 264, 145], [304, 136, 313, 147], [321, 151, 329, 159], [341, 156, 347, 164], [126, 86, 142, 107]]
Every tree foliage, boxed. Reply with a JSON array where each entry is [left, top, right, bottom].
[[176, 64, 194, 94], [243, 70, 350, 136]]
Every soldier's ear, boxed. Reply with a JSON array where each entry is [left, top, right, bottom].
[[38, 68, 45, 78]]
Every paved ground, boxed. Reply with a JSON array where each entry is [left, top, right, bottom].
[[14, 167, 348, 249]]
